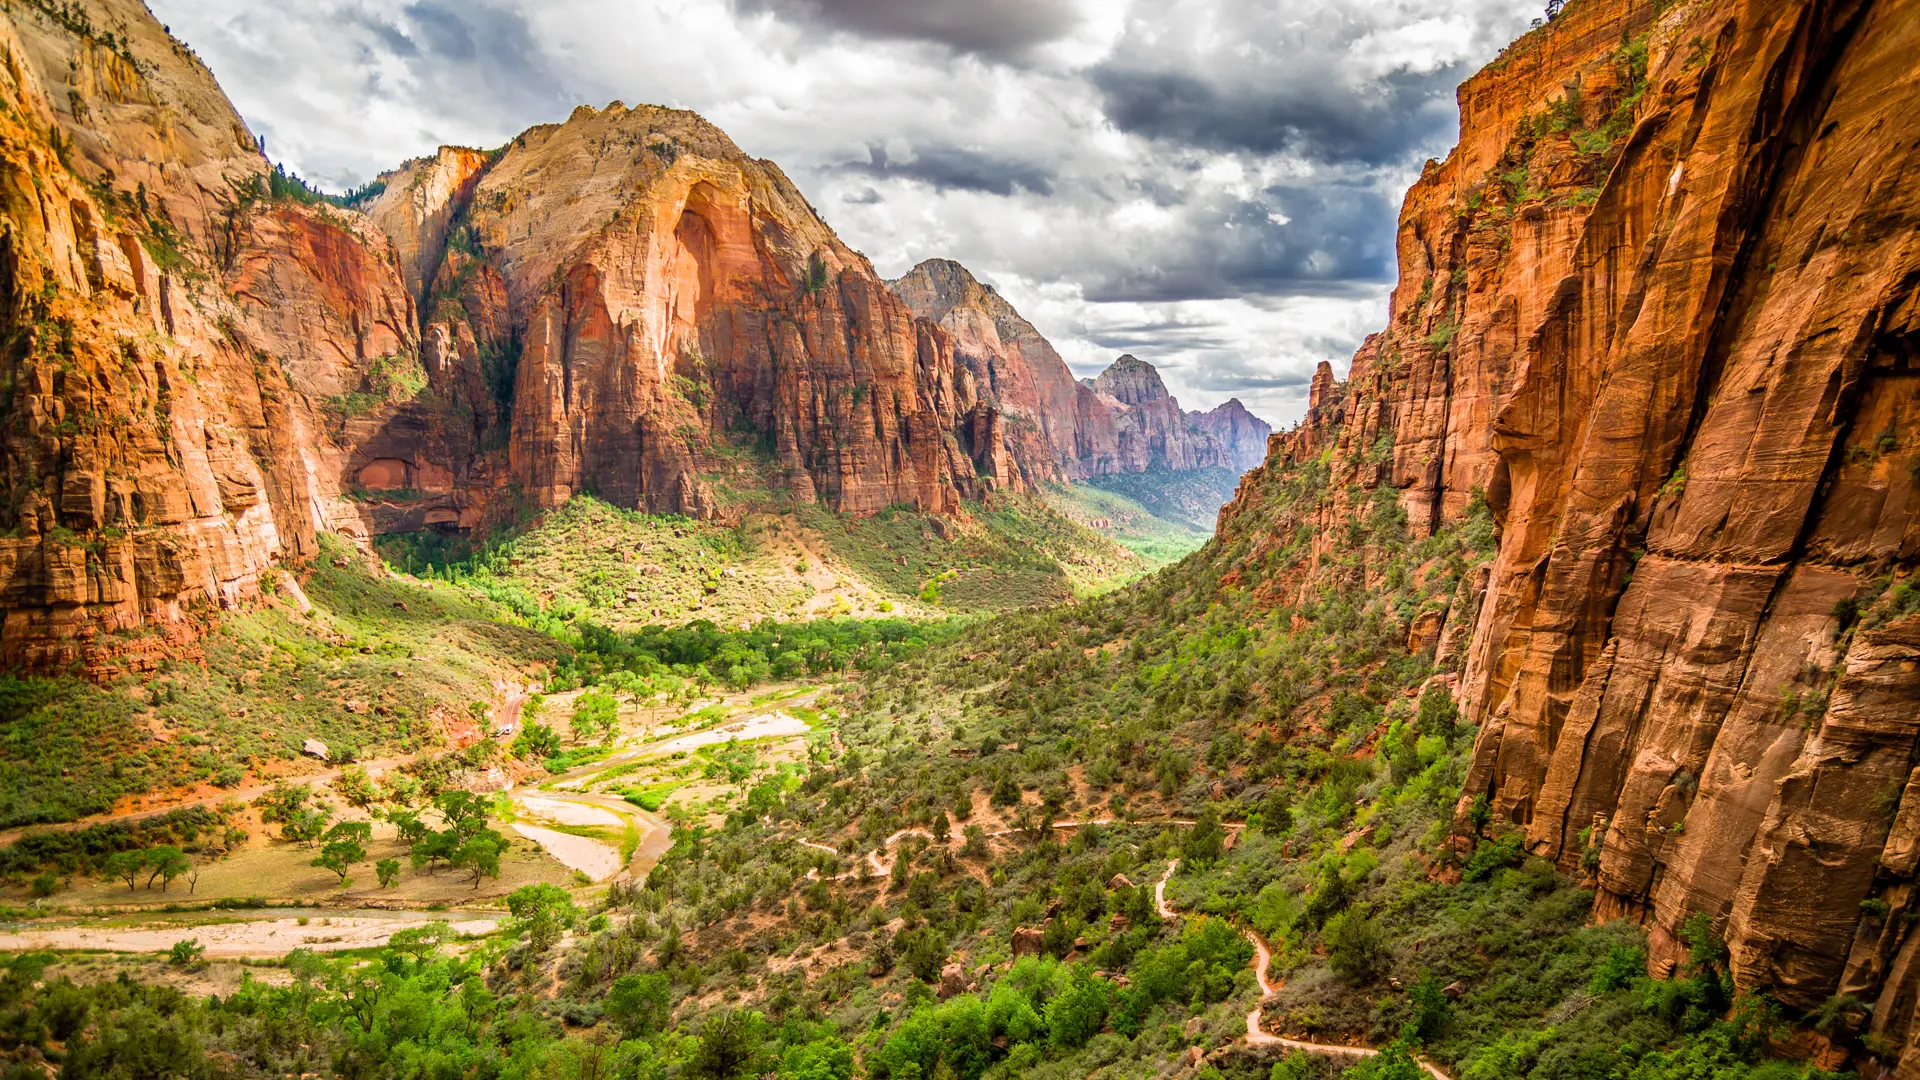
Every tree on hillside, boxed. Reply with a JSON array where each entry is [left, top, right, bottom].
[[506, 883, 579, 950], [103, 850, 146, 892], [435, 790, 492, 842], [283, 805, 333, 848], [688, 1009, 771, 1080], [605, 972, 672, 1038], [1183, 807, 1226, 864], [570, 688, 619, 745], [1417, 683, 1460, 745], [144, 846, 189, 891], [1325, 907, 1388, 984], [512, 722, 560, 761], [412, 829, 456, 874], [254, 783, 310, 825], [312, 822, 371, 886], [389, 810, 429, 850], [332, 766, 380, 813], [453, 830, 507, 887]]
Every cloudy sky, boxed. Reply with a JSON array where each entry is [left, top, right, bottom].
[[150, 0, 1542, 426]]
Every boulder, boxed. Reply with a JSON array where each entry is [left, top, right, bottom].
[[938, 963, 968, 999]]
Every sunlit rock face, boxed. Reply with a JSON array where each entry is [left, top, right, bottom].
[[1217, 0, 1920, 1064], [0, 2, 1047, 671]]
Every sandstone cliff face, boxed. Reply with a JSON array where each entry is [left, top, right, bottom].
[[1221, 0, 1920, 1067], [0, 0, 421, 673], [889, 258, 1092, 486], [362, 146, 494, 309], [1086, 355, 1260, 475], [0, 0, 1050, 670], [891, 261, 1270, 482], [1190, 398, 1270, 474], [455, 105, 998, 517]]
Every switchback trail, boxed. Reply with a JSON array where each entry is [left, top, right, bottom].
[[804, 821, 1452, 1077], [1156, 859, 1452, 1079]]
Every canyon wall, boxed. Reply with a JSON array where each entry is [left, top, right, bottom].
[[892, 259, 1271, 482], [1223, 0, 1920, 1067], [0, 0, 420, 674], [0, 0, 1097, 670]]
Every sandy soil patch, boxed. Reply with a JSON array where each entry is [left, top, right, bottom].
[[650, 711, 809, 755], [517, 796, 625, 828], [512, 823, 621, 881], [0, 915, 497, 958]]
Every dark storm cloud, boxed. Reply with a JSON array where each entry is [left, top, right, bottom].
[[1091, 64, 1464, 165], [843, 144, 1056, 197], [1079, 184, 1397, 304], [733, 0, 1079, 58]]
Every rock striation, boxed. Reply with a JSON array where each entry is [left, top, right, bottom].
[[1, 0, 1197, 671], [1219, 0, 1920, 1069], [0, 0, 420, 674]]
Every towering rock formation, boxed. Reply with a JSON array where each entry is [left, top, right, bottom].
[[438, 103, 1008, 518], [0, 0, 420, 674], [0, 0, 1046, 671], [891, 260, 1270, 481], [1189, 398, 1269, 474], [1083, 355, 1271, 475], [888, 258, 1094, 487], [1221, 0, 1920, 1066], [361, 146, 494, 309]]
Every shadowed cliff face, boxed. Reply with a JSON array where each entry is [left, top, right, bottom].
[[1221, 0, 1920, 1063]]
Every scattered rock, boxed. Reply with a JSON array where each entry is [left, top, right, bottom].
[[938, 963, 968, 999]]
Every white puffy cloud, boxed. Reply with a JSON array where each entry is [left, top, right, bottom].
[[149, 0, 1542, 426]]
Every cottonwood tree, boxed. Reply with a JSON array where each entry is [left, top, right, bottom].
[[103, 850, 146, 892], [145, 847, 189, 892], [313, 822, 371, 886]]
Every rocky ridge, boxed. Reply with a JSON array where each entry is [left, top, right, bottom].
[[891, 259, 1271, 481], [0, 0, 1265, 674], [1218, 0, 1920, 1068]]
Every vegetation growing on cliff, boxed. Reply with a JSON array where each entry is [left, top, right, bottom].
[[375, 494, 1152, 630], [0, 429, 1853, 1080]]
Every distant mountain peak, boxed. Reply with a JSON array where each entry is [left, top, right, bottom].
[[1093, 355, 1173, 407]]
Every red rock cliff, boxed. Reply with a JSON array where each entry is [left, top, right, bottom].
[[891, 261, 1270, 481], [1219, 0, 1920, 1068], [0, 0, 420, 674], [454, 107, 1002, 517], [0, 0, 1046, 670]]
